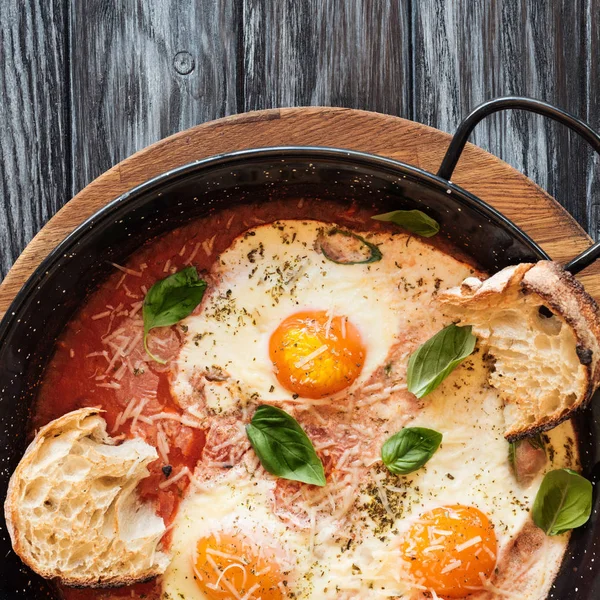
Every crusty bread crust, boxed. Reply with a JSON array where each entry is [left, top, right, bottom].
[[439, 261, 600, 441], [4, 408, 169, 587]]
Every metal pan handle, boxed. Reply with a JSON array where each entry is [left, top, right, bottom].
[[437, 96, 600, 275]]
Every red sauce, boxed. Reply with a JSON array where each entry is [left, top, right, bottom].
[[30, 199, 463, 600]]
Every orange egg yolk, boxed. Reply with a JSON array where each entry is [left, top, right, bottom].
[[401, 505, 498, 598], [269, 310, 365, 399], [194, 533, 284, 600]]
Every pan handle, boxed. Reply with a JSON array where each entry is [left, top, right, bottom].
[[437, 96, 600, 276]]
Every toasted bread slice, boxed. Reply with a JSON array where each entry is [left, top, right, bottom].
[[439, 261, 600, 441], [4, 408, 169, 587]]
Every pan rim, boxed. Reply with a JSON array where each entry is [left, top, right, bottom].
[[0, 145, 549, 347]]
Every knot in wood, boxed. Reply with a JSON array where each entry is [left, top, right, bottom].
[[173, 51, 195, 75]]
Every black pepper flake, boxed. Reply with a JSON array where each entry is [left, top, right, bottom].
[[162, 465, 173, 478], [446, 473, 455, 480]]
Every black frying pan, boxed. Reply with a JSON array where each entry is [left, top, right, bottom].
[[0, 97, 599, 599]]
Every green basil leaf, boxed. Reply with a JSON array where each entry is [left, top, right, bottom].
[[372, 209, 440, 237], [319, 228, 382, 264], [508, 441, 517, 474], [246, 405, 326, 486], [381, 427, 442, 475], [143, 266, 207, 363], [407, 324, 476, 398], [532, 468, 592, 536]]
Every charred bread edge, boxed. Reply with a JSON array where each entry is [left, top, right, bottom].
[[505, 261, 600, 442]]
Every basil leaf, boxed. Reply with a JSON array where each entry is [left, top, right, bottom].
[[508, 440, 517, 474], [407, 324, 476, 398], [319, 228, 382, 264], [372, 209, 440, 237], [143, 266, 207, 363], [532, 469, 592, 536], [381, 427, 442, 475], [246, 405, 326, 486]]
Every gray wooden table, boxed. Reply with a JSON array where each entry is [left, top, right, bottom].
[[1, 1, 599, 281]]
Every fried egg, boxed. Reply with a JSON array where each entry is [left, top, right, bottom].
[[172, 220, 475, 415], [162, 473, 308, 600]]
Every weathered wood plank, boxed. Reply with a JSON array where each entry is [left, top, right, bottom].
[[69, 0, 240, 193], [0, 0, 70, 280], [242, 0, 412, 117], [413, 0, 600, 245]]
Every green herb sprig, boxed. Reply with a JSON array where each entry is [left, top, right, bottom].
[[372, 209, 440, 237], [142, 266, 207, 363]]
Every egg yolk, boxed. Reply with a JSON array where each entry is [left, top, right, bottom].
[[401, 505, 498, 598], [269, 310, 365, 399], [193, 533, 284, 599]]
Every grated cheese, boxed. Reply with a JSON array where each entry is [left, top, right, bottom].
[[441, 560, 462, 575], [130, 397, 150, 431], [91, 311, 111, 321], [110, 262, 142, 277], [185, 242, 202, 265], [159, 466, 191, 490], [180, 415, 204, 429], [294, 344, 328, 369], [129, 301, 143, 318], [122, 283, 141, 299], [113, 362, 128, 381], [102, 326, 126, 343], [362, 381, 383, 393], [455, 535, 482, 553], [422, 544, 445, 553], [324, 309, 334, 339], [202, 235, 216, 256], [96, 381, 121, 389], [115, 273, 127, 289], [104, 335, 131, 374], [204, 554, 243, 599]]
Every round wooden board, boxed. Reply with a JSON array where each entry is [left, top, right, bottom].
[[1, 107, 599, 318]]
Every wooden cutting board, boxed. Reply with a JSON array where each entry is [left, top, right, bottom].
[[1, 107, 598, 318]]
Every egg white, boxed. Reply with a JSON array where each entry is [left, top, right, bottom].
[[172, 220, 476, 415]]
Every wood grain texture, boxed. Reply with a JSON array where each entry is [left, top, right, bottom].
[[413, 0, 600, 236], [1, 0, 600, 291], [70, 0, 240, 192], [0, 0, 69, 280], [242, 0, 412, 117], [2, 108, 599, 321]]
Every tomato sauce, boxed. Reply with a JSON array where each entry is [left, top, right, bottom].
[[29, 199, 462, 600]]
